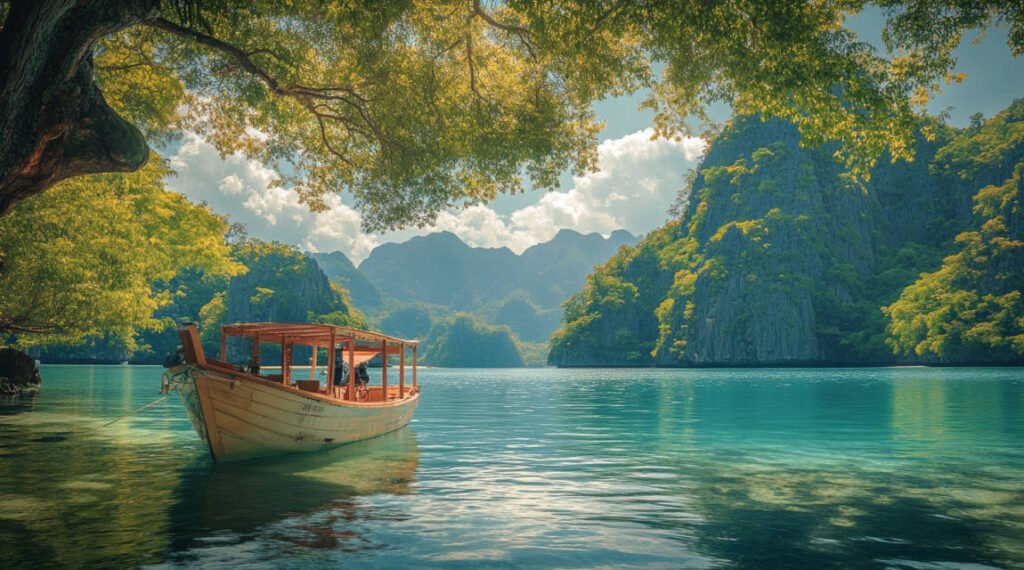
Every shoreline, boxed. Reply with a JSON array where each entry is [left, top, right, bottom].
[[33, 361, 1024, 369]]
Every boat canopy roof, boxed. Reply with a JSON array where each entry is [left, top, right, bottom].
[[220, 322, 418, 348], [346, 351, 382, 366]]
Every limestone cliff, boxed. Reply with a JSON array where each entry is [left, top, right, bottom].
[[550, 113, 999, 366], [225, 244, 351, 325]]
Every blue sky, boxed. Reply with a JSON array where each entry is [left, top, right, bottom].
[[165, 18, 1024, 264]]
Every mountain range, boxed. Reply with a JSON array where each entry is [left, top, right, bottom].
[[313, 228, 636, 344], [34, 227, 635, 366], [39, 99, 1023, 369]]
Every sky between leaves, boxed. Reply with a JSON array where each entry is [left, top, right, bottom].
[[163, 15, 1024, 265]]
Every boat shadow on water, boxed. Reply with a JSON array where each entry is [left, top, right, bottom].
[[164, 428, 420, 557]]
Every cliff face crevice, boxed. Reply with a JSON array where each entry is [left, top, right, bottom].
[[684, 221, 824, 365], [550, 110, 1016, 367]]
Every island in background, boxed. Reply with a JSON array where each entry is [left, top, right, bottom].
[[29, 101, 1024, 369], [550, 100, 1024, 367], [32, 229, 635, 368]]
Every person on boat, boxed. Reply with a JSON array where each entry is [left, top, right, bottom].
[[162, 345, 185, 368], [356, 362, 370, 384], [247, 355, 260, 375], [332, 349, 351, 387]]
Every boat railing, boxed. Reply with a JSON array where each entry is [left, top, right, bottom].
[[178, 323, 419, 404]]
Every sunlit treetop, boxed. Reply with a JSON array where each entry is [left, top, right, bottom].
[[0, 155, 242, 345], [1, 0, 1022, 228]]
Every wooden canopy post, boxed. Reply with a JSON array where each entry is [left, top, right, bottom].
[[220, 333, 227, 361], [381, 340, 388, 402], [399, 344, 406, 398], [310, 344, 318, 381], [282, 340, 292, 385], [412, 345, 417, 390], [251, 337, 261, 373], [327, 330, 336, 398], [347, 338, 356, 401]]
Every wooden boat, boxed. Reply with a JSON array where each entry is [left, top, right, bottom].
[[166, 322, 420, 462]]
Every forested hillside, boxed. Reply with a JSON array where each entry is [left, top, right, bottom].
[[355, 229, 634, 343], [345, 229, 634, 365], [551, 101, 1024, 366], [310, 251, 383, 310], [421, 314, 525, 368], [885, 103, 1024, 363], [33, 240, 362, 364]]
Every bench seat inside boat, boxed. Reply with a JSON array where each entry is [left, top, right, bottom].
[[294, 380, 321, 393]]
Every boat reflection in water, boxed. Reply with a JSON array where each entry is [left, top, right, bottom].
[[166, 428, 419, 558]]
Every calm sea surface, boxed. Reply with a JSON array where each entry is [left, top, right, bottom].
[[0, 366, 1022, 569]]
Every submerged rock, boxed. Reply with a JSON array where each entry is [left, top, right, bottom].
[[0, 348, 42, 395]]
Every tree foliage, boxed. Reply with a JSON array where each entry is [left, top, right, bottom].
[[885, 102, 1024, 361], [550, 104, 1020, 366], [422, 313, 524, 367], [2, 1, 1023, 221], [0, 156, 240, 347]]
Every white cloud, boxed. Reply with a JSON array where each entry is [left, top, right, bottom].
[[218, 174, 244, 196], [432, 205, 519, 250], [162, 128, 704, 262], [429, 128, 705, 252], [164, 133, 378, 262]]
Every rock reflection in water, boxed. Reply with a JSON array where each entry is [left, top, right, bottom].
[[0, 390, 39, 415], [546, 369, 1024, 568], [165, 428, 419, 559]]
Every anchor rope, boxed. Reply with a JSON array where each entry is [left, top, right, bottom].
[[102, 394, 170, 427], [103, 368, 192, 427]]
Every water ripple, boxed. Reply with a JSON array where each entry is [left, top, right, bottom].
[[0, 366, 1022, 568]]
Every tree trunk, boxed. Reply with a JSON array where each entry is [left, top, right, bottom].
[[0, 0, 160, 216]]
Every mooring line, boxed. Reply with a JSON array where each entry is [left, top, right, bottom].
[[103, 395, 170, 427]]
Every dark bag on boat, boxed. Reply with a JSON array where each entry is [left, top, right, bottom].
[[333, 356, 350, 386]]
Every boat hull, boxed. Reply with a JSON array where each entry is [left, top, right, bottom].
[[172, 366, 419, 461]]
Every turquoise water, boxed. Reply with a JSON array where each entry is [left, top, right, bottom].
[[1, 366, 1022, 569]]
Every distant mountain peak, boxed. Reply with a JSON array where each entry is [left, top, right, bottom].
[[357, 228, 640, 315], [553, 228, 583, 240], [402, 231, 464, 247], [549, 228, 636, 244], [310, 250, 383, 309], [428, 230, 462, 241], [310, 250, 355, 266]]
